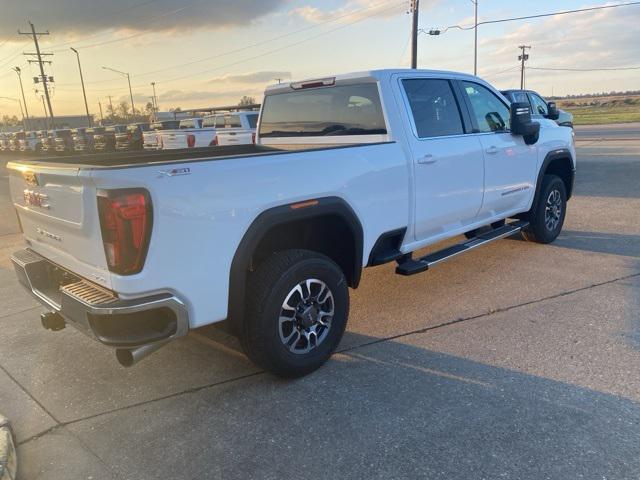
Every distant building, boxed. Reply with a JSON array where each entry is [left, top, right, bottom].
[[27, 115, 94, 130]]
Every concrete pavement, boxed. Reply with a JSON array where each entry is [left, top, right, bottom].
[[0, 126, 639, 479]]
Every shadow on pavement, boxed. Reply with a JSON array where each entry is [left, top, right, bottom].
[[554, 230, 640, 258], [51, 331, 640, 480]]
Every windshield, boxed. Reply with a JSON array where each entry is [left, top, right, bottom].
[[259, 83, 387, 137]]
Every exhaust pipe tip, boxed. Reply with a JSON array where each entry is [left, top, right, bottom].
[[115, 341, 167, 368], [115, 348, 135, 368]]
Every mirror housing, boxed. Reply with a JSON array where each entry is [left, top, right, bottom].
[[547, 101, 560, 120], [510, 102, 540, 145]]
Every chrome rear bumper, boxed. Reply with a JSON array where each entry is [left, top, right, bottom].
[[11, 249, 189, 348]]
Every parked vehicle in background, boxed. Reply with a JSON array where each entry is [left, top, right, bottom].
[[8, 132, 21, 152], [53, 129, 74, 155], [0, 133, 9, 152], [209, 112, 259, 146], [41, 130, 60, 154], [71, 128, 89, 153], [76, 127, 105, 153], [7, 69, 575, 378], [157, 117, 213, 149], [19, 131, 39, 153], [143, 120, 180, 150], [501, 89, 573, 128], [94, 125, 127, 152], [116, 123, 150, 151]]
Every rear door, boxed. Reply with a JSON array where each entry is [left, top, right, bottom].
[[458, 80, 536, 217], [8, 164, 111, 288], [398, 76, 485, 241]]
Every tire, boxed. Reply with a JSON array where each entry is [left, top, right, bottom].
[[241, 249, 349, 378], [522, 174, 567, 244]]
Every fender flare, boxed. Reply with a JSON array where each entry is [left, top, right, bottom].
[[533, 148, 575, 206], [227, 196, 363, 332]]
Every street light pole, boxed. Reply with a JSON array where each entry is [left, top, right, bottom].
[[13, 67, 30, 130], [70, 48, 92, 126], [102, 66, 135, 118], [472, 0, 478, 75], [410, 0, 420, 69]]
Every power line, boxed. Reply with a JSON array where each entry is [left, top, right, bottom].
[[49, 0, 206, 53], [528, 66, 640, 72], [425, 1, 640, 33], [56, 0, 406, 93], [54, 0, 405, 88]]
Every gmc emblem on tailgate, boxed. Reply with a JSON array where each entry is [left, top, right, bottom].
[[23, 171, 38, 187], [23, 190, 50, 209]]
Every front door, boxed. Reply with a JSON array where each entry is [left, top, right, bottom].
[[458, 80, 537, 218], [400, 77, 485, 241]]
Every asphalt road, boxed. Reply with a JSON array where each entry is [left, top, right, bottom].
[[0, 125, 639, 479]]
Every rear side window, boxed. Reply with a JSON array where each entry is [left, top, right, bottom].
[[246, 113, 258, 129], [461, 81, 511, 133], [402, 79, 464, 138], [259, 83, 387, 137]]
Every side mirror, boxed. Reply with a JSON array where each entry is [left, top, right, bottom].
[[547, 101, 560, 120], [510, 102, 540, 145]]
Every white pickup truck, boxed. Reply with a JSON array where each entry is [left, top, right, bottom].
[[157, 117, 209, 150], [211, 111, 259, 146], [9, 69, 575, 377]]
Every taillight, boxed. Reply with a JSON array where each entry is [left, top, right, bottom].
[[187, 134, 196, 148], [251, 132, 256, 144], [209, 136, 218, 146], [97, 189, 152, 275]]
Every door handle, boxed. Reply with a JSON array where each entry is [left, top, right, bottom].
[[485, 146, 499, 155], [417, 154, 437, 165]]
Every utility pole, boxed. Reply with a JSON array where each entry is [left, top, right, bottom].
[[98, 101, 104, 124], [19, 22, 55, 126], [40, 96, 49, 130], [518, 45, 531, 89], [13, 67, 30, 130], [472, 0, 478, 75], [107, 95, 114, 117], [151, 82, 158, 120], [410, 0, 420, 69], [70, 48, 92, 126]]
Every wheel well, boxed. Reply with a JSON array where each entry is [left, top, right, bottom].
[[228, 197, 363, 335], [251, 215, 358, 287], [544, 157, 574, 198]]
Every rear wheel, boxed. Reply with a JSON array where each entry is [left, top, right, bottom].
[[241, 249, 349, 378], [522, 174, 567, 243]]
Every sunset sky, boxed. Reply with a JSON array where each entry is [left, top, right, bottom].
[[0, 0, 638, 118]]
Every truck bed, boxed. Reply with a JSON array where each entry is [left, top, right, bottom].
[[11, 144, 280, 169]]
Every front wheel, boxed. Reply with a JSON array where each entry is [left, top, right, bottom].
[[241, 249, 349, 378], [522, 174, 567, 243]]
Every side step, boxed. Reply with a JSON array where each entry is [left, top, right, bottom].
[[396, 220, 529, 276]]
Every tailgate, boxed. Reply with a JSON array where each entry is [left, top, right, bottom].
[[217, 129, 254, 146], [8, 163, 112, 289], [161, 131, 187, 149]]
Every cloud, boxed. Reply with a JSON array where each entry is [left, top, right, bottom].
[[479, 6, 640, 72], [157, 89, 260, 103], [209, 71, 291, 84], [0, 0, 287, 40], [293, 0, 411, 24]]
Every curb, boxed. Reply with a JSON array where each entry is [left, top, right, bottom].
[[0, 416, 17, 480]]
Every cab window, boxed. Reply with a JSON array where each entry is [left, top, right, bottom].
[[529, 93, 549, 116], [402, 79, 464, 138], [461, 81, 510, 133]]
